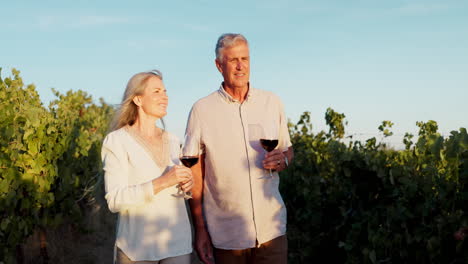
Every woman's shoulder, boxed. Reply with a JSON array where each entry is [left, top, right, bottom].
[[164, 131, 180, 144], [103, 127, 130, 146]]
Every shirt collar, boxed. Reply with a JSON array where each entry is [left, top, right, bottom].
[[218, 82, 254, 104]]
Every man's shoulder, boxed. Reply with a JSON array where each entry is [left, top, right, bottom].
[[192, 90, 219, 109], [252, 87, 282, 102], [253, 87, 274, 96]]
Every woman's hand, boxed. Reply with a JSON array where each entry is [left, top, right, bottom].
[[153, 165, 193, 194], [179, 176, 194, 193], [164, 165, 193, 187]]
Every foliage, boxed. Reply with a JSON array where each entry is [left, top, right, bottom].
[[281, 110, 468, 263], [0, 69, 113, 263], [2, 68, 468, 263]]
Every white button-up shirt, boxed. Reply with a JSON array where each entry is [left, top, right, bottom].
[[185, 85, 292, 249], [102, 128, 192, 261]]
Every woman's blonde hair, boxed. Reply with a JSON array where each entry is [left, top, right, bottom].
[[110, 70, 164, 131]]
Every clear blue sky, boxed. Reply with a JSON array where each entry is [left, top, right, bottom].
[[2, 0, 467, 145]]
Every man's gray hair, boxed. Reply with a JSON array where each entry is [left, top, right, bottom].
[[215, 33, 249, 62]]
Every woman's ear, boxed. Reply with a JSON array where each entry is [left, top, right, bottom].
[[132, 96, 142, 107]]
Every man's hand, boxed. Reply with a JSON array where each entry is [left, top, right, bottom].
[[195, 228, 215, 264], [188, 154, 215, 263], [454, 227, 468, 241], [262, 149, 287, 172]]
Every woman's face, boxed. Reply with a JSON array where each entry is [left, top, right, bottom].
[[136, 76, 168, 119]]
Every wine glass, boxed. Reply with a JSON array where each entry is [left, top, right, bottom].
[[258, 124, 279, 178], [173, 137, 199, 199]]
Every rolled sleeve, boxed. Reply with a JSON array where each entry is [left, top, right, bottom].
[[184, 106, 204, 155], [102, 135, 154, 213], [278, 98, 292, 152]]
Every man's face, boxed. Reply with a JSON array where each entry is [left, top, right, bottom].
[[215, 42, 250, 90]]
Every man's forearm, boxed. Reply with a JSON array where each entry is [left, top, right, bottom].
[[284, 146, 294, 166], [189, 154, 207, 230]]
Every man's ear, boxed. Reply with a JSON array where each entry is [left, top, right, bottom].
[[215, 59, 223, 74]]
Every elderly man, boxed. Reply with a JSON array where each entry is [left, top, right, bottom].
[[185, 33, 294, 264]]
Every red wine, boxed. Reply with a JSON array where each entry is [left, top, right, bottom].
[[180, 156, 199, 168], [260, 139, 278, 152]]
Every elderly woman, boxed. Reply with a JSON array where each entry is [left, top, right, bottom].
[[102, 70, 193, 264]]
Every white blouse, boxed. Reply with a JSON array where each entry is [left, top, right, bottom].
[[101, 127, 192, 262]]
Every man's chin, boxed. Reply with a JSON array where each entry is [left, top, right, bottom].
[[232, 81, 249, 89]]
